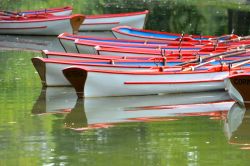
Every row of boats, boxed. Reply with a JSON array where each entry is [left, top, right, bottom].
[[0, 6, 148, 35], [2, 6, 250, 107]]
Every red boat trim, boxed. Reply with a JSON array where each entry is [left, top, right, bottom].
[[0, 26, 47, 30], [44, 50, 169, 60], [85, 10, 149, 19], [57, 32, 194, 45], [228, 73, 250, 78], [75, 39, 198, 49], [39, 56, 186, 64], [112, 25, 215, 39], [82, 22, 120, 25], [22, 6, 73, 13], [0, 14, 82, 23], [72, 66, 231, 75], [124, 79, 224, 85], [43, 51, 122, 60]]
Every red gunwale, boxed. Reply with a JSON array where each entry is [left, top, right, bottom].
[[58, 32, 173, 45], [82, 22, 120, 25], [228, 73, 250, 78], [75, 39, 228, 54], [36, 56, 188, 64], [22, 6, 73, 13], [57, 32, 213, 46], [35, 57, 155, 69], [63, 65, 232, 75], [0, 14, 83, 23], [74, 39, 203, 49], [112, 25, 215, 40], [124, 79, 224, 85], [97, 45, 230, 55], [75, 39, 168, 49], [43, 50, 127, 60], [97, 46, 199, 56], [85, 10, 149, 19], [42, 50, 195, 60], [0, 26, 47, 30]]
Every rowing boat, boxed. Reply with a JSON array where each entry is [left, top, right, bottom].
[[74, 39, 230, 54], [63, 63, 243, 97], [32, 57, 182, 86], [0, 14, 84, 35], [94, 45, 232, 57], [57, 32, 196, 53], [42, 50, 197, 60], [112, 26, 238, 42], [35, 49, 249, 87], [62, 55, 250, 98], [1, 6, 73, 17], [80, 10, 149, 31]]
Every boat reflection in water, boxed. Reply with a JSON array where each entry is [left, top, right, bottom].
[[32, 87, 235, 130], [0, 35, 65, 52], [0, 31, 116, 52], [31, 87, 77, 115], [224, 103, 250, 149]]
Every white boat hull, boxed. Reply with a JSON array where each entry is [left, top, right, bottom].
[[80, 11, 148, 31], [0, 15, 84, 35], [32, 57, 152, 86], [63, 67, 230, 97]]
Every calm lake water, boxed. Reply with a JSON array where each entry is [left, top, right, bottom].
[[1, 0, 250, 165]]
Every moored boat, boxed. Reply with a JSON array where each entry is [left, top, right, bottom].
[[57, 32, 196, 53], [63, 64, 237, 98], [74, 39, 230, 54], [94, 45, 235, 58], [34, 49, 249, 87], [0, 14, 84, 35], [80, 10, 149, 31], [32, 57, 181, 86], [112, 26, 239, 42]]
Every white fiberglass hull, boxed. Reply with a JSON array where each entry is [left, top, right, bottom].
[[63, 67, 230, 97], [0, 18, 71, 35], [80, 11, 148, 31], [0, 15, 84, 35], [32, 57, 153, 86]]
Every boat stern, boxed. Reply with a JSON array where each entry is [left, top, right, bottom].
[[70, 14, 85, 34], [31, 57, 47, 86], [229, 74, 250, 107], [63, 66, 88, 98]]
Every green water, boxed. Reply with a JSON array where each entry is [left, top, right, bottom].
[[1, 0, 250, 165]]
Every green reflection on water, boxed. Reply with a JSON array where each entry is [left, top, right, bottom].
[[1, 0, 250, 165]]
